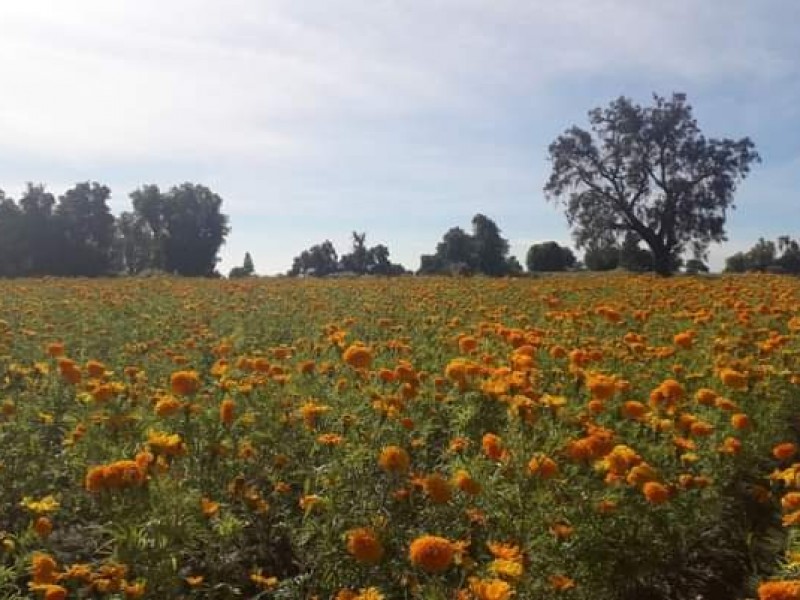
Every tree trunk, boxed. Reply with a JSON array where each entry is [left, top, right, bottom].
[[652, 247, 673, 277]]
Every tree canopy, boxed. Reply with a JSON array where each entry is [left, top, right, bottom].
[[725, 236, 800, 274], [0, 182, 229, 277], [288, 234, 405, 277], [229, 252, 256, 278], [545, 93, 760, 275], [419, 214, 519, 276], [526, 241, 576, 272]]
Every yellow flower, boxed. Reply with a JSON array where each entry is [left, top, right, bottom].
[[468, 577, 514, 600], [21, 495, 59, 514], [489, 559, 523, 579], [147, 430, 186, 456], [250, 570, 278, 590]]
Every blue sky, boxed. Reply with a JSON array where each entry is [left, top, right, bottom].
[[0, 0, 797, 273]]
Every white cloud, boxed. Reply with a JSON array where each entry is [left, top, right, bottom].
[[0, 0, 797, 274]]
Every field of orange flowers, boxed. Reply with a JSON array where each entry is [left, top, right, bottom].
[[2, 274, 800, 600]]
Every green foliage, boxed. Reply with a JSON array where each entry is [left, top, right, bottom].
[[583, 242, 620, 271], [54, 182, 116, 277], [289, 234, 405, 277], [229, 253, 256, 279], [725, 236, 800, 274], [418, 215, 517, 276], [0, 182, 230, 278], [526, 241, 576, 272], [288, 240, 340, 277]]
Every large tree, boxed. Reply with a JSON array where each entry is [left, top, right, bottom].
[[471, 214, 510, 276], [55, 182, 116, 276], [18, 183, 58, 275], [544, 93, 760, 275], [419, 216, 516, 276], [161, 184, 230, 276], [288, 240, 339, 277], [0, 192, 24, 277]]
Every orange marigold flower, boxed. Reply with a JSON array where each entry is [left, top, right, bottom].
[[689, 420, 714, 437], [731, 413, 751, 430], [458, 335, 479, 354], [343, 344, 373, 370], [719, 368, 748, 390], [45, 342, 65, 357], [219, 398, 235, 426], [528, 454, 559, 479], [86, 360, 106, 378], [719, 437, 742, 455], [317, 433, 344, 446], [170, 370, 200, 396], [201, 497, 220, 518], [346, 528, 384, 565], [627, 463, 659, 487], [597, 499, 617, 514], [694, 388, 717, 406], [147, 430, 186, 456], [642, 481, 670, 505], [409, 535, 454, 573], [57, 358, 81, 385], [124, 582, 147, 598], [34, 516, 53, 538], [482, 433, 504, 461], [31, 553, 59, 585], [468, 577, 513, 600], [782, 493, 800, 512], [378, 445, 410, 473], [449, 437, 470, 453], [621, 401, 647, 420], [673, 331, 693, 349], [487, 541, 522, 562], [452, 470, 482, 496], [774, 443, 798, 461], [549, 522, 574, 540], [422, 473, 453, 504], [757, 580, 800, 600], [659, 378, 685, 400], [549, 574, 577, 591], [585, 372, 616, 401], [154, 396, 182, 417], [30, 584, 67, 600]]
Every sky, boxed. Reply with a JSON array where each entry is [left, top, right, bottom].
[[0, 0, 798, 274]]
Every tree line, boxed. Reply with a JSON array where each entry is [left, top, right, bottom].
[[291, 92, 782, 278], [0, 183, 229, 277], [1, 93, 794, 279], [288, 232, 406, 277]]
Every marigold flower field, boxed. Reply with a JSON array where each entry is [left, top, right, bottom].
[[2, 274, 800, 599]]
